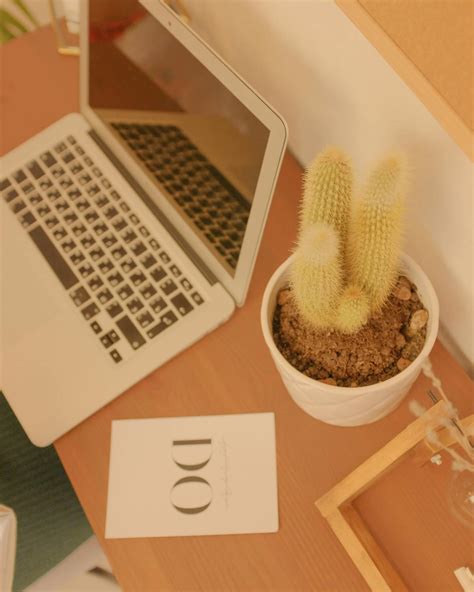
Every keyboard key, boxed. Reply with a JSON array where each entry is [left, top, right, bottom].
[[89, 246, 105, 261], [72, 223, 86, 236], [98, 258, 114, 274], [100, 334, 113, 348], [97, 288, 113, 304], [45, 215, 59, 229], [91, 222, 107, 237], [40, 151, 57, 167], [140, 253, 156, 269], [122, 229, 137, 244], [106, 329, 120, 344], [112, 217, 127, 231], [149, 238, 160, 250], [110, 190, 121, 201], [120, 257, 136, 273], [63, 211, 78, 225], [78, 262, 94, 278], [71, 286, 90, 306], [147, 310, 178, 339], [169, 264, 181, 278], [104, 206, 118, 220], [137, 310, 153, 327], [129, 214, 139, 225], [106, 301, 123, 318], [70, 251, 85, 265], [108, 271, 123, 287], [84, 210, 99, 224], [111, 246, 126, 260], [36, 203, 50, 217], [88, 275, 104, 291], [102, 233, 117, 248], [51, 165, 65, 179], [110, 349, 122, 363], [62, 151, 75, 164], [80, 233, 95, 248], [90, 320, 102, 333], [159, 251, 171, 264], [130, 271, 146, 286], [150, 296, 166, 313], [27, 160, 44, 179], [116, 315, 146, 350], [171, 293, 193, 316], [127, 297, 144, 314], [11, 199, 26, 214], [5, 188, 18, 202], [130, 241, 146, 256], [181, 278, 192, 291], [117, 284, 133, 300], [150, 266, 167, 282], [62, 239, 76, 253], [138, 225, 150, 237], [140, 283, 157, 300], [82, 302, 100, 320], [13, 170, 27, 184], [161, 278, 177, 295], [19, 211, 36, 228], [52, 226, 67, 240], [191, 291, 204, 305]]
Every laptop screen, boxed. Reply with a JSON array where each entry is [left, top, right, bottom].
[[88, 2, 270, 277]]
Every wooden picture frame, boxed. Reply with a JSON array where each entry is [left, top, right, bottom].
[[315, 400, 474, 591]]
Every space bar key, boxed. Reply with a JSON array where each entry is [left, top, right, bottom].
[[29, 226, 78, 290]]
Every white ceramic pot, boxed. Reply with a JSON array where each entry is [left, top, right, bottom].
[[261, 254, 439, 427]]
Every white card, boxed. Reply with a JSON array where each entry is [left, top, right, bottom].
[[105, 412, 278, 539]]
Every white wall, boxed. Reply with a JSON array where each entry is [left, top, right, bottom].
[[185, 0, 474, 372]]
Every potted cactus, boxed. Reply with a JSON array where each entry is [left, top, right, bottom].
[[261, 148, 439, 426]]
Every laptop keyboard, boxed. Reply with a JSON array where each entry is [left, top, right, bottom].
[[111, 123, 250, 271], [1, 135, 205, 364]]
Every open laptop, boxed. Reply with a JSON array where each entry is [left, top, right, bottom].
[[0, 0, 287, 446]]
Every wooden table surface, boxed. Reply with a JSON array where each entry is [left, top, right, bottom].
[[2, 26, 473, 592]]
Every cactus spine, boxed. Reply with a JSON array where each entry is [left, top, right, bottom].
[[349, 155, 406, 311], [290, 223, 342, 328], [290, 148, 407, 334]]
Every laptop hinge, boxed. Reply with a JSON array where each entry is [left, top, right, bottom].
[[88, 130, 217, 286]]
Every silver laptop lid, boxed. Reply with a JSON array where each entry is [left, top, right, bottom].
[[80, 0, 287, 305]]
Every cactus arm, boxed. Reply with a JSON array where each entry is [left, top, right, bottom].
[[334, 285, 370, 333], [290, 223, 343, 328], [301, 147, 353, 255], [348, 155, 406, 311]]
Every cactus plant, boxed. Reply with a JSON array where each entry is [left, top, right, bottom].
[[349, 155, 406, 311], [290, 148, 406, 334]]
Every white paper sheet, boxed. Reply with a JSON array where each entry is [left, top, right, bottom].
[[105, 412, 278, 539]]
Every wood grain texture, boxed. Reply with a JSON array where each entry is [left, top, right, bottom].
[[2, 26, 474, 592], [340, 505, 409, 591], [335, 0, 474, 161]]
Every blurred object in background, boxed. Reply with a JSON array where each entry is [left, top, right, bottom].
[[0, 0, 39, 44]]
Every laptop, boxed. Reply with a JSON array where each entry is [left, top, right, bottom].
[[0, 0, 287, 446]]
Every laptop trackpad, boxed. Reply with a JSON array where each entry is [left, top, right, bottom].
[[1, 214, 64, 347]]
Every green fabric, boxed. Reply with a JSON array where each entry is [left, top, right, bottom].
[[0, 394, 92, 591]]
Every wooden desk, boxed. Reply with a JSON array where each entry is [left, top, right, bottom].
[[2, 26, 473, 592]]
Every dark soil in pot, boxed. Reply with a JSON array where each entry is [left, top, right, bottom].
[[273, 276, 428, 387]]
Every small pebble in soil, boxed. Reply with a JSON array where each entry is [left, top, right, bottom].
[[408, 309, 429, 336], [394, 285, 412, 301], [397, 358, 412, 371]]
